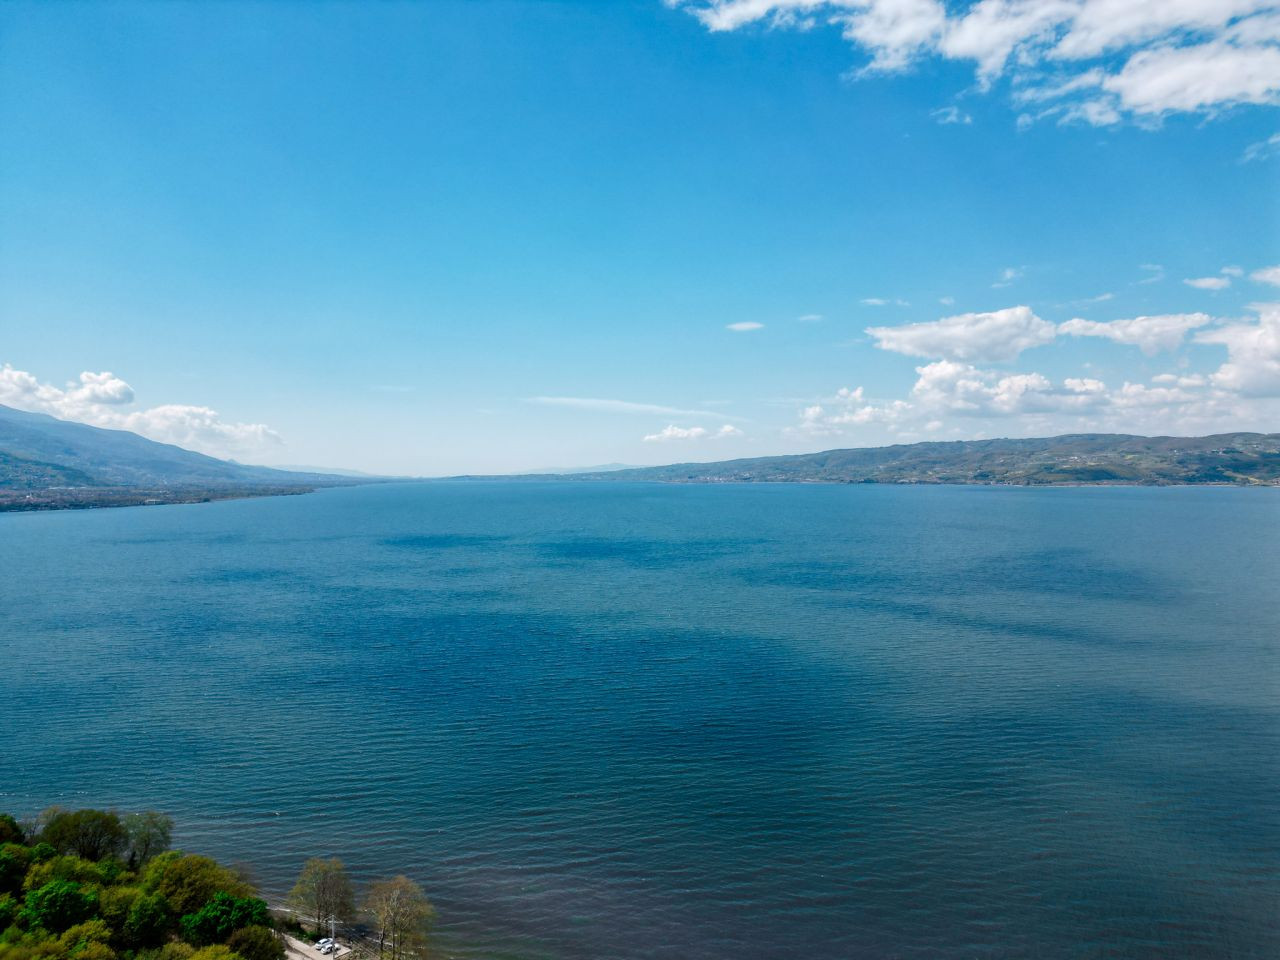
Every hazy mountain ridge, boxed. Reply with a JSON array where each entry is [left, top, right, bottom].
[[0, 403, 359, 510], [528, 433, 1280, 486]]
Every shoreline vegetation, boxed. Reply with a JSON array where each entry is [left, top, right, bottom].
[[0, 809, 433, 960]]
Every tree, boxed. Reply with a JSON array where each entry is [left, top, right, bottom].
[[287, 859, 354, 935], [0, 844, 31, 895], [226, 925, 285, 960], [364, 876, 433, 960], [0, 814, 23, 845], [180, 892, 269, 946], [19, 879, 99, 932], [40, 810, 127, 861], [144, 853, 256, 917], [124, 812, 174, 868], [124, 891, 172, 948]]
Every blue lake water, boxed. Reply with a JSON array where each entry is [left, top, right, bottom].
[[2, 482, 1278, 959]]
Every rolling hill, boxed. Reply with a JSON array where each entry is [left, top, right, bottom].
[[0, 403, 355, 510], [534, 433, 1280, 486]]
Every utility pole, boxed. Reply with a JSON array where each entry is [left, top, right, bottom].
[[328, 914, 337, 954]]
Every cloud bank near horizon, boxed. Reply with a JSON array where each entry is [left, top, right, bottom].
[[0, 364, 282, 459]]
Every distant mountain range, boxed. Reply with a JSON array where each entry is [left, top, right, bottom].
[[500, 433, 1280, 486], [0, 403, 358, 510], [5, 405, 1277, 513]]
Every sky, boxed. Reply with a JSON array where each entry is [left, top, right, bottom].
[[1, 0, 1278, 475]]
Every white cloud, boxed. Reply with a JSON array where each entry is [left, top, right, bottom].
[[1058, 312, 1212, 354], [796, 313, 824, 322], [1242, 131, 1280, 161], [669, 1, 1280, 124], [1195, 304, 1280, 396], [643, 423, 743, 441], [991, 266, 1024, 287], [1221, 265, 1245, 277], [527, 396, 736, 418], [1137, 263, 1165, 284], [790, 385, 911, 435], [939, 295, 955, 305], [1251, 264, 1280, 286], [910, 359, 1110, 415], [932, 105, 973, 123], [0, 363, 280, 458], [1099, 37, 1280, 116], [861, 297, 890, 306], [1183, 275, 1232, 290], [867, 305, 1056, 362], [727, 321, 765, 331]]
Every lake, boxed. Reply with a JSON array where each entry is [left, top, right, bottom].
[[2, 482, 1277, 959]]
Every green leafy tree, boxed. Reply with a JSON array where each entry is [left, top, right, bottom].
[[364, 876, 434, 960], [124, 890, 172, 948], [57, 918, 114, 955], [22, 855, 109, 892], [179, 893, 268, 946], [0, 893, 17, 928], [124, 813, 174, 869], [225, 925, 284, 960], [188, 946, 243, 960], [287, 859, 354, 935], [29, 842, 56, 863], [98, 885, 140, 937], [0, 844, 32, 895], [40, 810, 127, 862], [19, 879, 98, 933], [144, 854, 255, 917], [0, 815, 23, 846]]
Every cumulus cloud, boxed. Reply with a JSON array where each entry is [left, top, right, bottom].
[[867, 305, 1056, 362], [668, 0, 1280, 125], [1058, 312, 1212, 354], [1184, 275, 1232, 290], [727, 321, 765, 331], [797, 313, 825, 322], [1195, 304, 1280, 396], [911, 359, 1109, 415], [1251, 264, 1280, 285], [0, 363, 280, 458], [790, 386, 911, 436], [643, 423, 743, 441]]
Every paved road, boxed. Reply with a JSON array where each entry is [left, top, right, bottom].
[[282, 932, 356, 960]]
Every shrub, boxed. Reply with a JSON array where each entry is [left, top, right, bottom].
[[225, 926, 283, 960]]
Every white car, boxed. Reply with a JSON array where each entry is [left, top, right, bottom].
[[318, 945, 337, 956], [313, 940, 334, 951]]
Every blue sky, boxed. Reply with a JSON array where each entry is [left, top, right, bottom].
[[1, 0, 1278, 474]]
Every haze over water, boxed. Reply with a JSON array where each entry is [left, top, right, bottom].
[[3, 482, 1278, 959]]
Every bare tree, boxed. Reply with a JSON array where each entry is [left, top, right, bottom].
[[288, 858, 355, 935], [124, 811, 174, 868], [364, 876, 434, 960]]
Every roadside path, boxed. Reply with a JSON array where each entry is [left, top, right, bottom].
[[282, 932, 356, 960]]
